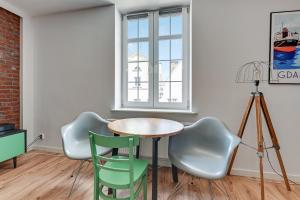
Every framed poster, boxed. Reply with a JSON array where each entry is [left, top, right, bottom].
[[269, 10, 300, 84]]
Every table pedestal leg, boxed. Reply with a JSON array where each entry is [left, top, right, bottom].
[[152, 137, 160, 200], [112, 148, 118, 156], [112, 133, 119, 156], [136, 145, 140, 159]]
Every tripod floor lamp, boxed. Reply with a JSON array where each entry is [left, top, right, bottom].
[[227, 61, 291, 200]]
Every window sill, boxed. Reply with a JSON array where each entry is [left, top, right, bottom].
[[111, 108, 197, 114]]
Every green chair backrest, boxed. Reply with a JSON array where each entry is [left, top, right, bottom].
[[89, 131, 139, 186]]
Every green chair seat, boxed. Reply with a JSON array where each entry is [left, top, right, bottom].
[[99, 156, 148, 189]]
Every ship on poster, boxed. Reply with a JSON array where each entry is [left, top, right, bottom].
[[269, 10, 300, 84]]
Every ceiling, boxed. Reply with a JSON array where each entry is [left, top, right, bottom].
[[5, 0, 191, 16], [4, 0, 112, 16]]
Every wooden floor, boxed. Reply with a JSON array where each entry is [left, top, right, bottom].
[[0, 151, 299, 200]]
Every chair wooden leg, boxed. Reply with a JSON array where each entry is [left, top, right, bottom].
[[143, 175, 147, 200], [13, 157, 17, 168], [171, 164, 179, 183], [94, 177, 99, 200], [113, 189, 117, 198], [109, 134, 119, 195]]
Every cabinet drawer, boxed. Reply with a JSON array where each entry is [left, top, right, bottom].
[[0, 132, 25, 162]]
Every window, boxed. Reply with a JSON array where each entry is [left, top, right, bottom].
[[122, 7, 190, 110]]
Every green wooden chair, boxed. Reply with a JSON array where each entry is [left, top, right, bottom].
[[89, 131, 148, 200]]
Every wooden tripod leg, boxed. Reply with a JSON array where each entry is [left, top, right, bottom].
[[228, 95, 255, 175], [255, 95, 265, 200], [260, 94, 291, 191]]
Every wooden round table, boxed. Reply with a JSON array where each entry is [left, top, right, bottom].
[[108, 118, 184, 200]]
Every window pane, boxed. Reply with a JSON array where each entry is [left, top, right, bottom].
[[171, 82, 182, 103], [171, 60, 182, 81], [128, 83, 138, 102], [139, 62, 149, 82], [128, 62, 138, 82], [128, 19, 138, 39], [128, 43, 138, 62], [139, 18, 149, 38], [171, 15, 182, 35], [159, 61, 170, 81], [139, 42, 149, 61], [159, 16, 170, 36], [159, 40, 170, 60], [159, 82, 170, 102], [139, 83, 149, 102], [171, 39, 182, 60]]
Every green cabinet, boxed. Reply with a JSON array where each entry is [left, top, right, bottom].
[[0, 130, 27, 168]]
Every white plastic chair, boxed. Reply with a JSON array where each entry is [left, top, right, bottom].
[[168, 117, 241, 198], [61, 112, 112, 197]]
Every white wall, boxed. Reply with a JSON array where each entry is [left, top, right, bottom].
[[0, 1, 35, 144], [33, 6, 115, 150]]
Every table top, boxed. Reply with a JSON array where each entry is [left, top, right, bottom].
[[108, 118, 184, 138]]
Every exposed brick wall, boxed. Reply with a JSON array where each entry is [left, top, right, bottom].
[[0, 8, 20, 128]]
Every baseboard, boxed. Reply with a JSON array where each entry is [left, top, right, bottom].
[[231, 168, 300, 183], [31, 145, 63, 154], [31, 145, 172, 166], [30, 145, 300, 183], [140, 156, 171, 167]]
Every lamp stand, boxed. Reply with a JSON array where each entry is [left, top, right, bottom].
[[227, 83, 291, 200]]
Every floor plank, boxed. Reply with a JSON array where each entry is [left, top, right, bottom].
[[0, 150, 299, 200]]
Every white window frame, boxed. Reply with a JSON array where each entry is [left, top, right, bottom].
[[122, 7, 190, 110]]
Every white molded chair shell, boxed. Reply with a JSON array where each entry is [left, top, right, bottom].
[[61, 112, 112, 160], [168, 117, 241, 180]]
